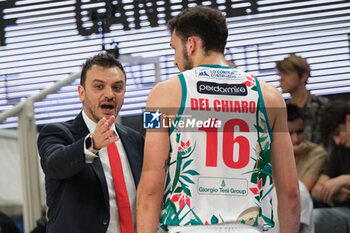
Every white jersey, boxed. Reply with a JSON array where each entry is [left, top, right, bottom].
[[160, 65, 274, 231]]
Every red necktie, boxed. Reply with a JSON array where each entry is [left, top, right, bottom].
[[107, 142, 135, 233]]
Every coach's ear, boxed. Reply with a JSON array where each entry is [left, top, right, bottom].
[[78, 85, 85, 102]]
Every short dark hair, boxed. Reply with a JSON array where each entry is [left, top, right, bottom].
[[168, 6, 228, 54], [320, 100, 350, 139], [80, 53, 126, 86], [276, 54, 311, 81], [287, 103, 304, 122]]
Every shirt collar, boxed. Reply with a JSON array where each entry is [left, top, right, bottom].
[[82, 110, 117, 135]]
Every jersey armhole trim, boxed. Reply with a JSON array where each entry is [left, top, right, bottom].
[[255, 77, 273, 140], [169, 74, 187, 135]]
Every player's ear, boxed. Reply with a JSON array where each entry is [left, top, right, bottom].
[[186, 36, 198, 56]]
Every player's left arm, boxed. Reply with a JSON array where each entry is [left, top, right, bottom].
[[260, 81, 300, 233]]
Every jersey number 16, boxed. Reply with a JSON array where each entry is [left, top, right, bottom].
[[199, 119, 250, 169]]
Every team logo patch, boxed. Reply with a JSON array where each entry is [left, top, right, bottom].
[[198, 70, 210, 77], [195, 68, 244, 79], [197, 81, 248, 96], [143, 110, 161, 129]]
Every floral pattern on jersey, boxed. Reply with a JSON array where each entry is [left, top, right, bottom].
[[243, 73, 259, 94], [243, 73, 256, 88], [242, 97, 275, 228], [160, 135, 201, 230]]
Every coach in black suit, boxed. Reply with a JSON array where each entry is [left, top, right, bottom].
[[38, 53, 144, 233]]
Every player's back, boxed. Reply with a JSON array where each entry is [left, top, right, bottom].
[[160, 65, 275, 231]]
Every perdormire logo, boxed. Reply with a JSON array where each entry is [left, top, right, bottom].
[[197, 81, 247, 96]]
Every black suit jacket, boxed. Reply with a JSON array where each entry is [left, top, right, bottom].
[[37, 112, 144, 233]]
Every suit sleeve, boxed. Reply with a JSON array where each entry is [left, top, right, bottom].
[[38, 123, 88, 180]]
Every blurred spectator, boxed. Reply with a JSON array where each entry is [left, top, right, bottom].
[[277, 54, 328, 144], [287, 103, 327, 192], [0, 212, 20, 233], [299, 181, 315, 233], [312, 100, 350, 233]]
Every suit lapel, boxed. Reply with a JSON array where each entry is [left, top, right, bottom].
[[90, 155, 110, 211], [71, 112, 110, 210], [115, 124, 142, 186]]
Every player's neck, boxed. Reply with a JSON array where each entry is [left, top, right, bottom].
[[195, 52, 227, 67]]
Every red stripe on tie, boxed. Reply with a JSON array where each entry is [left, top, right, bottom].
[[107, 142, 135, 233]]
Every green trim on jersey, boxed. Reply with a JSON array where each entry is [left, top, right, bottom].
[[255, 77, 273, 140], [170, 73, 187, 135], [198, 64, 235, 69]]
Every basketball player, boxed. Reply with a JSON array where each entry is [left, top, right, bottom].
[[136, 6, 300, 233]]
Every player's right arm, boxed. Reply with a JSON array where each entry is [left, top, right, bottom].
[[136, 77, 181, 233]]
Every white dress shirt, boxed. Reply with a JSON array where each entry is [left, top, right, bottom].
[[82, 111, 136, 233]]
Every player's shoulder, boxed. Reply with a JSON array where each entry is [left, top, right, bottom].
[[146, 75, 182, 108], [258, 79, 285, 108], [150, 76, 181, 97], [155, 75, 181, 89]]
